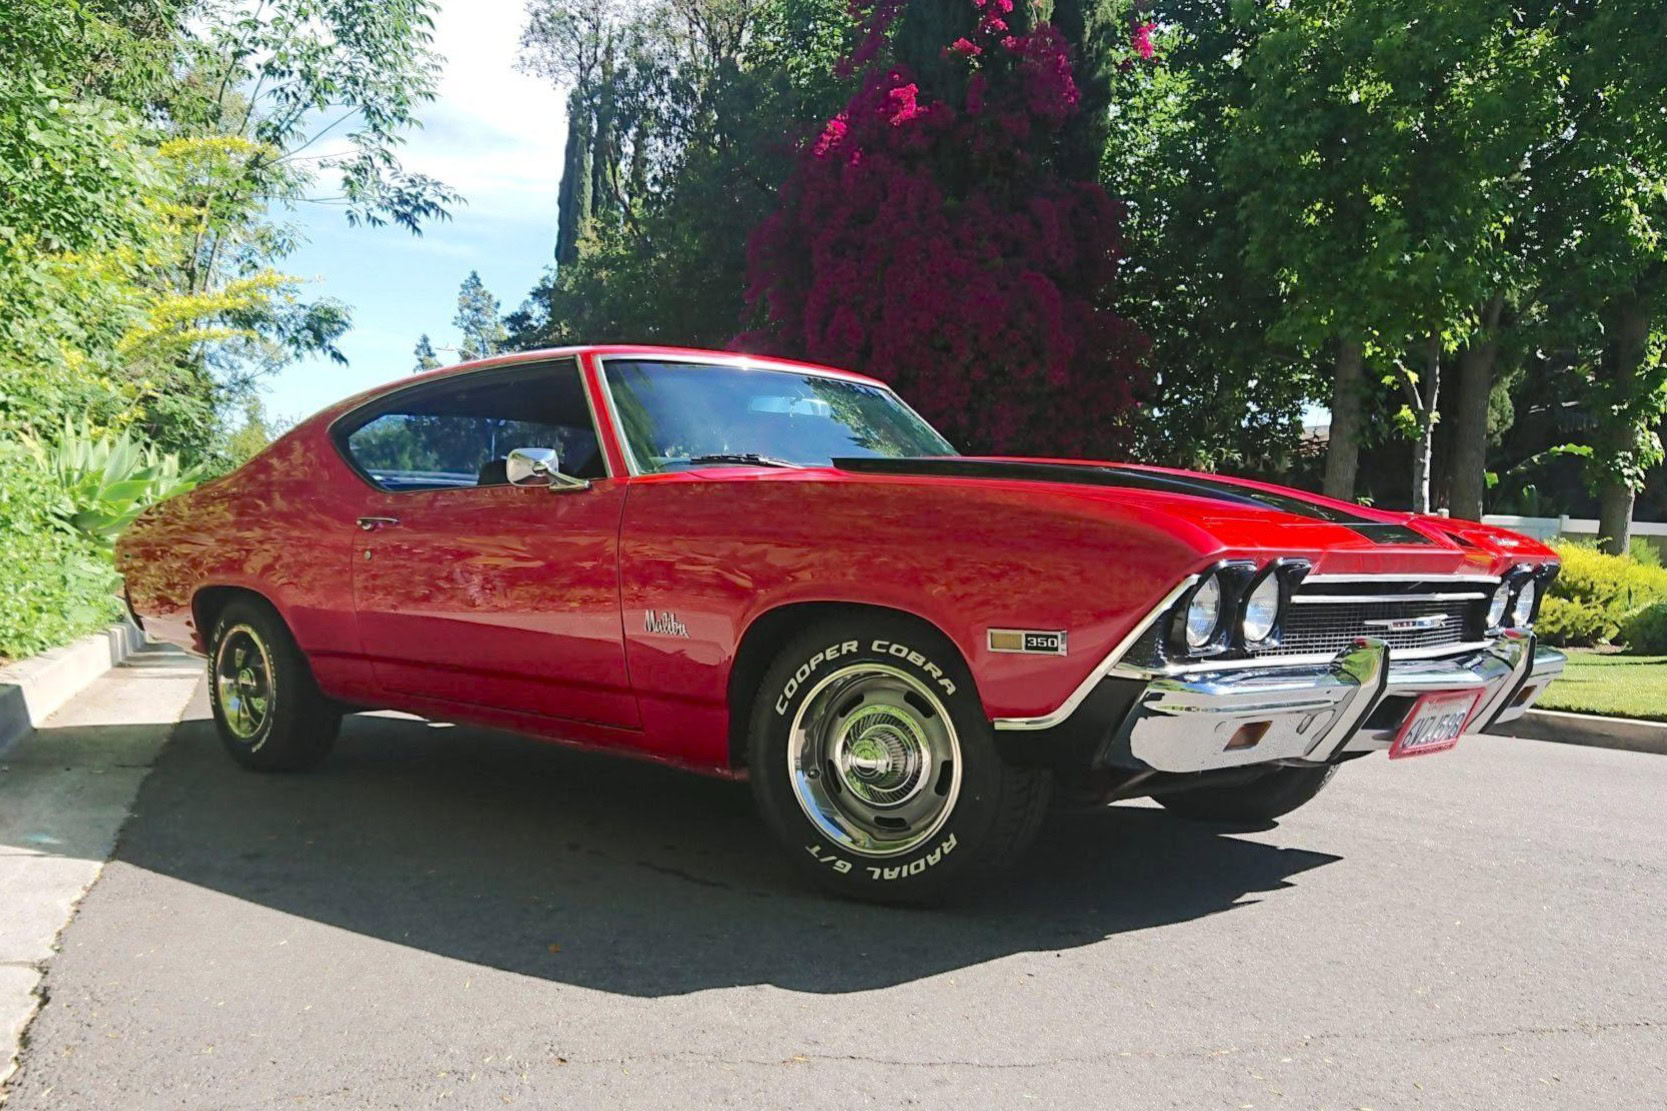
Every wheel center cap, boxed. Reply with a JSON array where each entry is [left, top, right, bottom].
[[846, 736, 894, 779]]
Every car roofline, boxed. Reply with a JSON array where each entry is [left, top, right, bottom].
[[304, 345, 890, 430]]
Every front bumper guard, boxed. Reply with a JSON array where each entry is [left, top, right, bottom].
[[1104, 633, 1565, 775]]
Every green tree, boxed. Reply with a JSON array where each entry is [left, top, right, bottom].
[[1, 0, 459, 466], [1223, 0, 1557, 510], [0, 0, 455, 658], [454, 272, 507, 362], [1103, 5, 1321, 472], [413, 333, 442, 372], [1526, 3, 1667, 554]]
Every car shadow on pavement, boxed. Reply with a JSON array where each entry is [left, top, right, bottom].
[[101, 704, 1342, 997]]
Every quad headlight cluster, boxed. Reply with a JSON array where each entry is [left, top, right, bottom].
[[1490, 565, 1553, 632], [1173, 559, 1308, 658]]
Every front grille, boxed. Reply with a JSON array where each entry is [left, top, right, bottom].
[[1250, 582, 1489, 659], [1112, 575, 1499, 671]]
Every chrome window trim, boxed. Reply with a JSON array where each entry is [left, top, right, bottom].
[[326, 356, 613, 492], [592, 358, 642, 478], [593, 348, 889, 386], [592, 352, 952, 478], [991, 576, 1199, 732]]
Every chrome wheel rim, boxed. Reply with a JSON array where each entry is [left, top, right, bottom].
[[214, 624, 273, 742], [788, 663, 962, 858]]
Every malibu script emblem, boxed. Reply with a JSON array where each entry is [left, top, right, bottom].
[[643, 609, 689, 638]]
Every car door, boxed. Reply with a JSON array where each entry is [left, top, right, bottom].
[[340, 358, 638, 728]]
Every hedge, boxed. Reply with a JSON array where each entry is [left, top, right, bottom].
[[1538, 541, 1667, 648]]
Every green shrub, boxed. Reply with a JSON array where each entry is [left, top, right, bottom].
[[1621, 602, 1667, 655], [1536, 596, 1613, 647], [1542, 541, 1667, 647], [0, 440, 122, 662]]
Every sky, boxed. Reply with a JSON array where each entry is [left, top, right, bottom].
[[267, 0, 567, 423]]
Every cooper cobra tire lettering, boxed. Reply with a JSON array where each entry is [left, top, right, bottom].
[[775, 639, 863, 714], [868, 640, 958, 696]]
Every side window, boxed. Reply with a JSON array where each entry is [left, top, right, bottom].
[[341, 361, 605, 492]]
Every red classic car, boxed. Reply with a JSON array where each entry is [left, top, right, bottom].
[[117, 345, 1565, 902]]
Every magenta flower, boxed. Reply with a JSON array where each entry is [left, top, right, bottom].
[[886, 83, 922, 125], [812, 115, 849, 156], [1132, 21, 1156, 60]]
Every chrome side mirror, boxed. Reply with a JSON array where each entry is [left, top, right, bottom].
[[506, 446, 589, 492]]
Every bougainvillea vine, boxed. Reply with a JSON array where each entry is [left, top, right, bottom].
[[737, 0, 1149, 458]]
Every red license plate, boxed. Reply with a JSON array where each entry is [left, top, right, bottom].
[[1388, 689, 1483, 759]]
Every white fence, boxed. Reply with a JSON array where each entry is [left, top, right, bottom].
[[1483, 514, 1667, 543]]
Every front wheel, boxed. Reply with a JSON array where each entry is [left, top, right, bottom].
[[1155, 764, 1337, 824], [207, 597, 341, 772], [748, 616, 1050, 904]]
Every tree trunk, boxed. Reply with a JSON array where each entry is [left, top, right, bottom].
[[1323, 338, 1365, 501], [1597, 296, 1650, 556], [1449, 296, 1505, 522], [1598, 484, 1634, 557], [1410, 334, 1441, 513]]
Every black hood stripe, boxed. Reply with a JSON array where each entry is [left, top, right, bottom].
[[831, 457, 1435, 544]]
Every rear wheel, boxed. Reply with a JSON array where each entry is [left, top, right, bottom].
[[748, 616, 1050, 904], [207, 598, 340, 772], [1155, 764, 1337, 824]]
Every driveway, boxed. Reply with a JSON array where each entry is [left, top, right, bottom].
[[4, 678, 1664, 1109]]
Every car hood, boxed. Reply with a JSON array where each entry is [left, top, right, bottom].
[[830, 455, 1555, 568]]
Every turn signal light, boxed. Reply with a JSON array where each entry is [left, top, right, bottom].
[[1225, 721, 1271, 751]]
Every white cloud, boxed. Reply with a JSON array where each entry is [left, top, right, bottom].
[[403, 0, 570, 210]]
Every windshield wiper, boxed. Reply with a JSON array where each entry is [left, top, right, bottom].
[[685, 453, 803, 469]]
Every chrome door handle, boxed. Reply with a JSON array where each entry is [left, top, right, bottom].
[[356, 516, 401, 531]]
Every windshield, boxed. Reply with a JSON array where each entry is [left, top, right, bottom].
[[603, 359, 956, 473]]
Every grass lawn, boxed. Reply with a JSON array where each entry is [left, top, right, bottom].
[[1535, 650, 1667, 722]]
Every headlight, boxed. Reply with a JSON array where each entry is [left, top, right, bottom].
[[1184, 574, 1223, 649], [1241, 574, 1281, 642], [1487, 582, 1510, 629], [1512, 579, 1537, 627]]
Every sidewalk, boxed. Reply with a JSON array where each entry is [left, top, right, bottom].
[[0, 643, 200, 1093]]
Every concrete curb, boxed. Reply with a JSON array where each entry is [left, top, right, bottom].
[[0, 622, 146, 759], [1495, 708, 1667, 756]]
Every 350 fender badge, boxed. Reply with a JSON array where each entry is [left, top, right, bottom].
[[643, 609, 689, 638], [987, 629, 1067, 655]]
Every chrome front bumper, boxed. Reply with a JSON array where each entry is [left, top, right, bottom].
[[1106, 634, 1565, 775]]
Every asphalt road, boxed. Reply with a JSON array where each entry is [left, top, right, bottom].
[[5, 681, 1664, 1110]]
